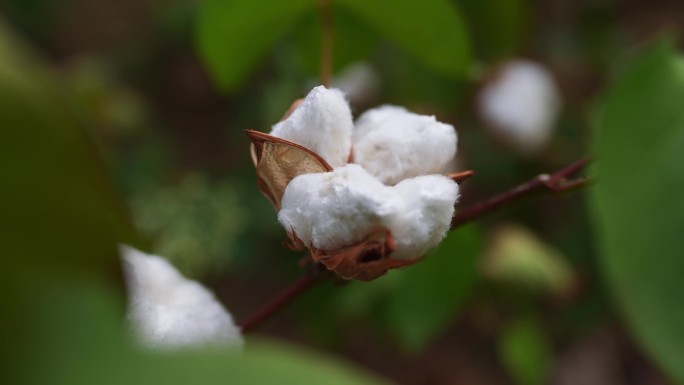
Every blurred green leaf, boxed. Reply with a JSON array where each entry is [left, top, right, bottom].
[[592, 40, 684, 383], [196, 0, 314, 90], [385, 225, 483, 351], [336, 0, 471, 78], [338, 225, 483, 351], [0, 22, 135, 284], [483, 224, 575, 296], [499, 317, 551, 385], [8, 280, 388, 385]]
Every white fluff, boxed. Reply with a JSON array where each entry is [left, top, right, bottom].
[[278, 164, 397, 251], [353, 105, 457, 185], [120, 246, 243, 350], [278, 165, 458, 260], [388, 175, 458, 259], [479, 60, 561, 155], [271, 86, 353, 168]]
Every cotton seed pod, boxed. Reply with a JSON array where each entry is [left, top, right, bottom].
[[248, 86, 469, 281]]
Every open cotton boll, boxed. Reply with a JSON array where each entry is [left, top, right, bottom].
[[479, 60, 561, 155], [271, 86, 353, 168], [279, 165, 459, 260], [388, 175, 459, 260], [353, 105, 457, 185], [120, 246, 243, 350], [278, 164, 398, 251]]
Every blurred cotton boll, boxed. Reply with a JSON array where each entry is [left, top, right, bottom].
[[478, 60, 562, 156], [332, 62, 380, 107], [120, 246, 243, 350]]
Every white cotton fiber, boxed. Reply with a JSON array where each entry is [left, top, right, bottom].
[[479, 60, 561, 155], [278, 164, 398, 251], [387, 175, 458, 260], [271, 86, 353, 168], [353, 105, 457, 185], [278, 165, 459, 260], [120, 246, 243, 350]]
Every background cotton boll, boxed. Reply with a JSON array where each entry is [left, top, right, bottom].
[[270, 85, 353, 168], [353, 105, 457, 185], [120, 246, 243, 350], [478, 60, 562, 156], [278, 164, 398, 251], [388, 175, 459, 260], [332, 62, 380, 107]]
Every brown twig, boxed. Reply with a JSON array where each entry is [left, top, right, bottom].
[[239, 158, 592, 333], [319, 0, 334, 87], [451, 157, 592, 228], [240, 265, 327, 333]]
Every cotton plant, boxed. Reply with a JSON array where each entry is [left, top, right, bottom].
[[478, 60, 562, 156], [120, 245, 243, 350], [247, 86, 468, 281]]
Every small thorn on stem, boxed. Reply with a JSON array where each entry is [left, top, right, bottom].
[[447, 170, 476, 183]]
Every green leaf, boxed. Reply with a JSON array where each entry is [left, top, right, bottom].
[[0, 22, 136, 284], [8, 281, 388, 385], [196, 0, 314, 90], [336, 0, 471, 77], [499, 317, 551, 385], [385, 225, 482, 351], [591, 40, 684, 383]]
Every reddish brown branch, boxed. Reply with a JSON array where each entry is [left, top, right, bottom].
[[319, 0, 334, 87], [240, 158, 591, 334], [451, 157, 592, 228], [240, 266, 326, 333]]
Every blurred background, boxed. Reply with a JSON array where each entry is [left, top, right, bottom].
[[1, 0, 683, 384]]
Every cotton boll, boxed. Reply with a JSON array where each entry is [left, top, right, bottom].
[[479, 60, 561, 155], [353, 105, 457, 185], [279, 165, 459, 260], [271, 86, 353, 168], [120, 246, 243, 350], [388, 175, 459, 260], [278, 164, 398, 251]]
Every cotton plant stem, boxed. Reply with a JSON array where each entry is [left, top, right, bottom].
[[239, 157, 592, 333], [451, 157, 592, 228], [319, 0, 334, 87]]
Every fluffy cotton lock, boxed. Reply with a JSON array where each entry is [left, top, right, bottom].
[[271, 86, 353, 168], [121, 246, 243, 350], [278, 165, 458, 260], [388, 174, 458, 259], [353, 106, 457, 185], [479, 60, 561, 155], [278, 164, 397, 251]]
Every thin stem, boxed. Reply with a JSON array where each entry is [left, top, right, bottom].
[[239, 158, 592, 334], [451, 157, 592, 228], [319, 0, 334, 87], [240, 266, 326, 333]]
